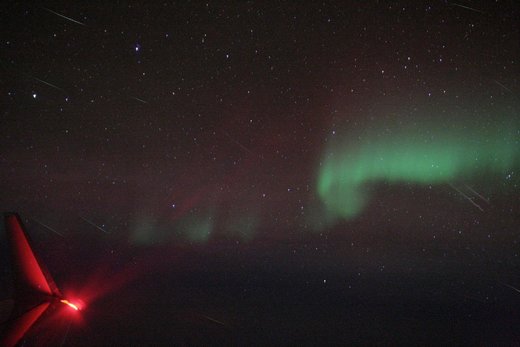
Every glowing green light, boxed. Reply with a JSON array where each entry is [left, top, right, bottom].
[[317, 116, 518, 221], [176, 210, 214, 243]]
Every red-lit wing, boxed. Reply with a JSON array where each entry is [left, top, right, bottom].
[[5, 214, 55, 296]]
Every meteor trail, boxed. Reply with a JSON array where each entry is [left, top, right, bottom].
[[449, 184, 484, 212], [134, 97, 148, 104], [464, 184, 490, 204], [43, 7, 86, 26], [201, 314, 225, 326], [60, 321, 72, 347], [494, 80, 513, 93], [450, 3, 485, 14], [33, 218, 64, 237], [224, 131, 254, 155], [499, 281, 520, 294], [81, 216, 108, 233], [33, 77, 66, 92]]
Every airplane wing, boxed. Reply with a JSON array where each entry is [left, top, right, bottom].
[[4, 213, 61, 298], [1, 213, 69, 347]]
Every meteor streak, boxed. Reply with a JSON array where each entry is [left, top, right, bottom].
[[224, 131, 254, 155], [43, 7, 86, 26], [81, 216, 108, 233], [201, 314, 225, 326], [494, 80, 513, 93], [32, 218, 64, 237], [33, 77, 66, 92], [450, 3, 485, 14], [499, 281, 520, 294], [463, 184, 489, 204], [449, 184, 484, 212], [134, 97, 148, 104], [60, 322, 72, 347]]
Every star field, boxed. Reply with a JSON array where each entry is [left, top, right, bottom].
[[0, 1, 519, 345]]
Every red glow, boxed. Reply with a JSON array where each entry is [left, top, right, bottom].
[[60, 299, 80, 311], [6, 215, 53, 295]]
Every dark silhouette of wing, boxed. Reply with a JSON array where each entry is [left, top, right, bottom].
[[1, 302, 50, 347]]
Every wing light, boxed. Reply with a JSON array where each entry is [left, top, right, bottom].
[[60, 299, 80, 311]]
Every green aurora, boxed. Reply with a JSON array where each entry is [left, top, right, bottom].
[[317, 115, 519, 222]]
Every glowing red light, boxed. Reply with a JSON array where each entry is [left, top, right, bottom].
[[60, 299, 80, 311]]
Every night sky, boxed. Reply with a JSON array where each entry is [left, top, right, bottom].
[[1, 1, 519, 345]]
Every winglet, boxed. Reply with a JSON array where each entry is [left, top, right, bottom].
[[4, 213, 60, 297]]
